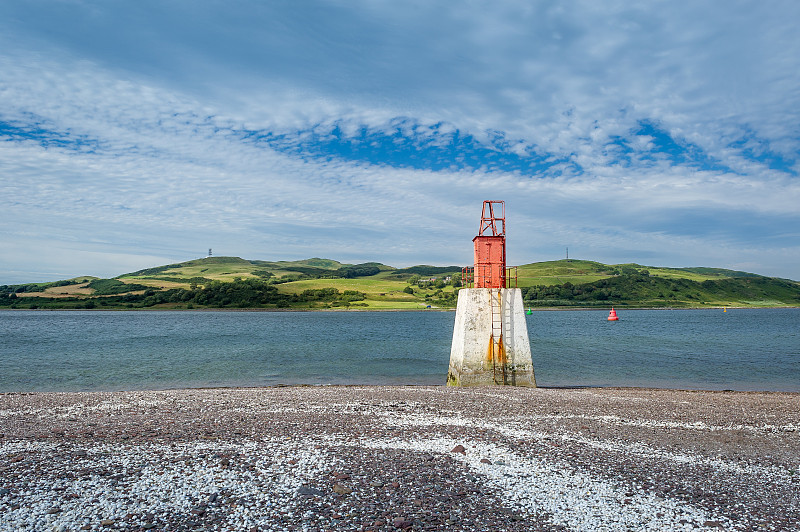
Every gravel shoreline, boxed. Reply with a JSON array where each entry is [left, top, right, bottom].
[[1, 385, 798, 531]]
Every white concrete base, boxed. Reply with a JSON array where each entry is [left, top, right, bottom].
[[447, 288, 536, 387]]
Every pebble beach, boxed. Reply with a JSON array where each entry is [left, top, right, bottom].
[[1, 385, 798, 531]]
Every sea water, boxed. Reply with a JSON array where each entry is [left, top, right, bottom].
[[0, 308, 797, 392]]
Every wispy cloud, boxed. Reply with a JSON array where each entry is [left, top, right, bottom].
[[1, 0, 799, 283]]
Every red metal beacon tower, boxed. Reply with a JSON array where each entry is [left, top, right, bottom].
[[448, 201, 535, 387], [473, 200, 507, 289]]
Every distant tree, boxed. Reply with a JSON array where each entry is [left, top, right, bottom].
[[337, 265, 381, 278]]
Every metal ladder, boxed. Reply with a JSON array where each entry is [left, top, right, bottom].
[[489, 288, 507, 384]]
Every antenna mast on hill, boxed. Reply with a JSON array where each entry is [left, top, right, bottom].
[[566, 247, 569, 260]]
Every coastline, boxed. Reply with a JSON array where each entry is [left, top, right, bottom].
[[1, 385, 798, 530], [2, 304, 798, 312]]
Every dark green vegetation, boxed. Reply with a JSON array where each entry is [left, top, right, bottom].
[[1, 257, 798, 310], [87, 279, 150, 295], [384, 265, 464, 280]]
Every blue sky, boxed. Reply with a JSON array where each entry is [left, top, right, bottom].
[[1, 0, 799, 284]]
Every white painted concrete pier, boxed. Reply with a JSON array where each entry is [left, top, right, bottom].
[[447, 287, 536, 387]]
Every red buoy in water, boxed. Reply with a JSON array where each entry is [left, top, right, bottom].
[[607, 308, 619, 321]]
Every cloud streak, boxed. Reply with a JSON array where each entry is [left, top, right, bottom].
[[1, 0, 799, 283]]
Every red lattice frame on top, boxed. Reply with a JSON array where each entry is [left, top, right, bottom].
[[473, 201, 506, 289], [478, 201, 505, 237]]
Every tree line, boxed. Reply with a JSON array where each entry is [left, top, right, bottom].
[[0, 279, 367, 310]]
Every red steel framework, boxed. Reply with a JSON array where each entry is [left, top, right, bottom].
[[462, 201, 517, 288]]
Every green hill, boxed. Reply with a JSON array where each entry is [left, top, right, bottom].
[[516, 259, 615, 286], [519, 261, 800, 308], [1, 257, 798, 310]]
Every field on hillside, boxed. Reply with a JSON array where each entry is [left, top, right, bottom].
[[120, 279, 193, 289], [14, 282, 96, 298], [277, 277, 405, 295], [514, 260, 743, 286], [515, 260, 610, 286]]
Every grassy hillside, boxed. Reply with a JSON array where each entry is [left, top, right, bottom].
[[516, 259, 615, 286], [520, 262, 800, 308], [1, 257, 798, 310]]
